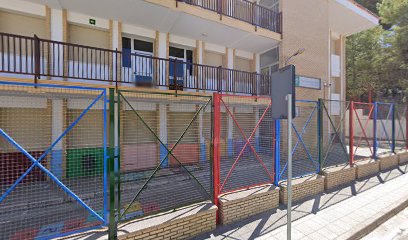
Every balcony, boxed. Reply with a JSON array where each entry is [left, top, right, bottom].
[[0, 32, 272, 96], [179, 0, 282, 33]]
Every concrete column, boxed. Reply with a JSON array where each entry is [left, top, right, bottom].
[[159, 104, 168, 167], [228, 108, 234, 157], [49, 8, 66, 178], [51, 99, 64, 178]]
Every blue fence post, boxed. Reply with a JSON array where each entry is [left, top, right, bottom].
[[373, 102, 378, 159], [274, 119, 281, 186]]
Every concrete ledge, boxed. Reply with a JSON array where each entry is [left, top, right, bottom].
[[279, 175, 325, 204], [341, 188, 408, 240], [397, 150, 408, 165], [322, 165, 356, 190], [117, 201, 216, 240], [355, 158, 380, 179], [379, 153, 399, 171], [219, 184, 279, 225]]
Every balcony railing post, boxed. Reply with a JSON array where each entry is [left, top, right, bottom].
[[253, 2, 257, 31], [34, 34, 40, 84], [217, 66, 222, 92], [218, 0, 222, 20]]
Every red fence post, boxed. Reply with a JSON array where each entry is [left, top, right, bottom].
[[212, 92, 221, 223], [349, 101, 354, 165]]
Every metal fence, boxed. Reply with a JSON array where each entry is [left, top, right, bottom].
[[321, 99, 350, 169], [375, 102, 394, 156], [277, 100, 320, 180], [0, 32, 272, 96], [214, 94, 274, 195], [1, 79, 407, 239], [395, 104, 407, 151], [180, 0, 282, 33], [349, 102, 375, 162], [0, 81, 108, 239], [117, 90, 213, 222]]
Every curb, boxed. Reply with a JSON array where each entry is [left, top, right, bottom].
[[344, 180, 408, 239]]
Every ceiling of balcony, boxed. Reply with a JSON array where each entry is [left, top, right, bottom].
[[329, 0, 379, 36], [24, 0, 280, 53]]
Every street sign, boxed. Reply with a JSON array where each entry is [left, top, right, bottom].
[[271, 65, 296, 119]]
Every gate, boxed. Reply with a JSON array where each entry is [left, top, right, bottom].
[[214, 94, 274, 195], [321, 99, 350, 169], [278, 100, 319, 180], [349, 102, 375, 162], [395, 104, 407, 150], [0, 81, 108, 239], [117, 90, 213, 222]]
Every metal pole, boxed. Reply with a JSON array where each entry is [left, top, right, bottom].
[[287, 94, 292, 240], [373, 102, 377, 159], [274, 119, 281, 186], [392, 104, 396, 153], [349, 101, 354, 165], [213, 92, 221, 223], [108, 88, 116, 239], [318, 98, 323, 172]]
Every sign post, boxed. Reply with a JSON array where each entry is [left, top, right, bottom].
[[271, 65, 296, 240], [287, 93, 292, 240]]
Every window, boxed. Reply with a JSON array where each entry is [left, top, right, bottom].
[[122, 36, 154, 68], [260, 46, 279, 75], [169, 46, 193, 77], [134, 39, 153, 53]]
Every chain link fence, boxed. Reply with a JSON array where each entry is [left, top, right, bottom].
[[0, 81, 107, 239], [117, 90, 213, 222], [217, 94, 274, 194]]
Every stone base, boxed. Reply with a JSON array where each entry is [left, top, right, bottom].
[[117, 201, 216, 240], [219, 185, 279, 225], [355, 158, 380, 179], [322, 165, 356, 190], [379, 153, 399, 171], [398, 150, 408, 165], [279, 175, 325, 204]]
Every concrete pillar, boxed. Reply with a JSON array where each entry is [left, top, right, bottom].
[[255, 107, 260, 152], [228, 108, 234, 157], [49, 8, 66, 178], [51, 99, 64, 179], [159, 104, 168, 167]]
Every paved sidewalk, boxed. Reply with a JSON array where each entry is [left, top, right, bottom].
[[362, 206, 408, 240], [194, 165, 408, 240]]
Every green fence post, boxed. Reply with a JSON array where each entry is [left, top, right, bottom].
[[318, 98, 324, 173], [392, 104, 396, 153], [108, 88, 117, 240]]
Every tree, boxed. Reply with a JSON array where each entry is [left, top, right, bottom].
[[346, 0, 408, 103]]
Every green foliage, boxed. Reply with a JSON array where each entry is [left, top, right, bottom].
[[347, 0, 408, 103]]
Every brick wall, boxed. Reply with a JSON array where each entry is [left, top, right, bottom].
[[279, 175, 325, 204], [398, 151, 408, 165], [281, 0, 329, 101], [355, 158, 380, 179], [323, 165, 356, 190], [379, 153, 399, 171], [219, 185, 279, 225], [117, 202, 216, 240]]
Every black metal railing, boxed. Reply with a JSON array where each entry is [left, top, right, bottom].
[[180, 0, 282, 33], [0, 32, 272, 95]]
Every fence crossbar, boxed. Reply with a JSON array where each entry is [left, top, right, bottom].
[[219, 97, 273, 193], [119, 92, 212, 219], [353, 104, 374, 155], [0, 129, 105, 222], [0, 90, 105, 205], [279, 103, 318, 179], [322, 103, 349, 166], [378, 104, 393, 150]]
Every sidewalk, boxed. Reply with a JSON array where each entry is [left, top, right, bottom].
[[194, 165, 408, 240]]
